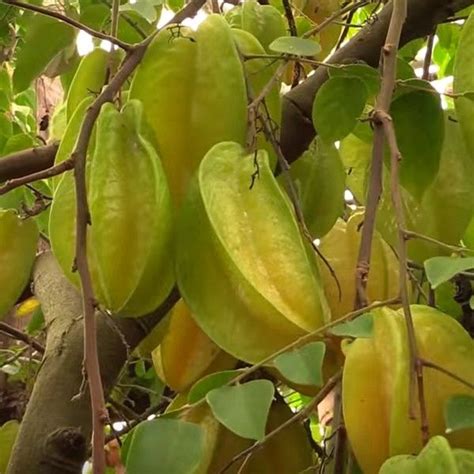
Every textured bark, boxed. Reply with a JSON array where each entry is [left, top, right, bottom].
[[281, 0, 474, 163], [0, 143, 57, 182], [7, 253, 178, 474]]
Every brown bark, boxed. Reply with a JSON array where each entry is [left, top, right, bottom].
[[281, 0, 474, 163], [6, 253, 178, 474], [0, 143, 58, 182]]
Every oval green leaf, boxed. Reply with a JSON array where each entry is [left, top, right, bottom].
[[206, 379, 274, 440], [312, 76, 368, 144], [424, 256, 474, 289], [445, 395, 474, 433], [273, 341, 326, 386], [269, 36, 321, 56], [329, 312, 374, 338], [125, 418, 204, 474]]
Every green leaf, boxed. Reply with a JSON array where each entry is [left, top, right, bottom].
[[312, 76, 368, 143], [380, 436, 459, 474], [389, 89, 444, 199], [454, 12, 474, 156], [284, 138, 345, 238], [125, 418, 204, 474], [329, 313, 374, 338], [425, 257, 474, 289], [273, 341, 325, 386], [206, 380, 274, 440], [445, 395, 474, 433], [2, 133, 34, 155], [13, 15, 75, 92], [269, 36, 321, 56], [188, 369, 242, 404], [0, 420, 19, 473], [329, 64, 381, 97], [120, 0, 162, 23]]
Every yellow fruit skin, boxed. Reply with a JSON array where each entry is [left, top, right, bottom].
[[343, 305, 474, 474], [129, 15, 247, 206], [319, 213, 399, 319], [177, 142, 330, 363], [0, 210, 38, 319], [152, 300, 236, 392]]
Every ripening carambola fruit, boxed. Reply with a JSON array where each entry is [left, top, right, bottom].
[[343, 305, 474, 474], [0, 210, 38, 319], [176, 141, 330, 363], [319, 212, 399, 319], [49, 100, 174, 317], [151, 299, 236, 392], [129, 14, 248, 205]]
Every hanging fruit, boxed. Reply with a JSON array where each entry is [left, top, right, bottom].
[[49, 100, 174, 317], [176, 141, 330, 363], [343, 305, 474, 474], [129, 14, 248, 205], [0, 210, 38, 319]]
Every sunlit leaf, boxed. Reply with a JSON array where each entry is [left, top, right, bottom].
[[269, 36, 321, 56]]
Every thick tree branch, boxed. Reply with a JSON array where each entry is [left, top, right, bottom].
[[0, 143, 57, 182], [281, 0, 474, 163], [7, 253, 179, 474]]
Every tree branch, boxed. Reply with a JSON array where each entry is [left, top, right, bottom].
[[2, 0, 132, 51], [0, 143, 57, 182], [281, 0, 474, 163], [6, 253, 179, 474], [0, 322, 45, 354]]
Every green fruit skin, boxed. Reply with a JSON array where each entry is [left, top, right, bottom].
[[176, 141, 330, 363], [129, 15, 248, 206], [0, 210, 38, 319], [49, 100, 174, 317], [66, 48, 109, 121], [284, 138, 345, 238], [454, 12, 474, 157], [52, 96, 94, 190], [343, 305, 474, 474], [227, 0, 287, 52]]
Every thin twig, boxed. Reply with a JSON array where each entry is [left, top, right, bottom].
[[3, 0, 131, 51], [303, 0, 369, 38], [422, 32, 435, 81], [403, 230, 471, 255], [110, 0, 120, 39], [0, 158, 74, 195], [219, 371, 342, 474], [379, 0, 429, 444], [230, 297, 398, 386], [0, 322, 45, 354], [421, 359, 474, 390], [281, 0, 300, 87]]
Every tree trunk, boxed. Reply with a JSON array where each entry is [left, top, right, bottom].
[[7, 253, 177, 474]]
